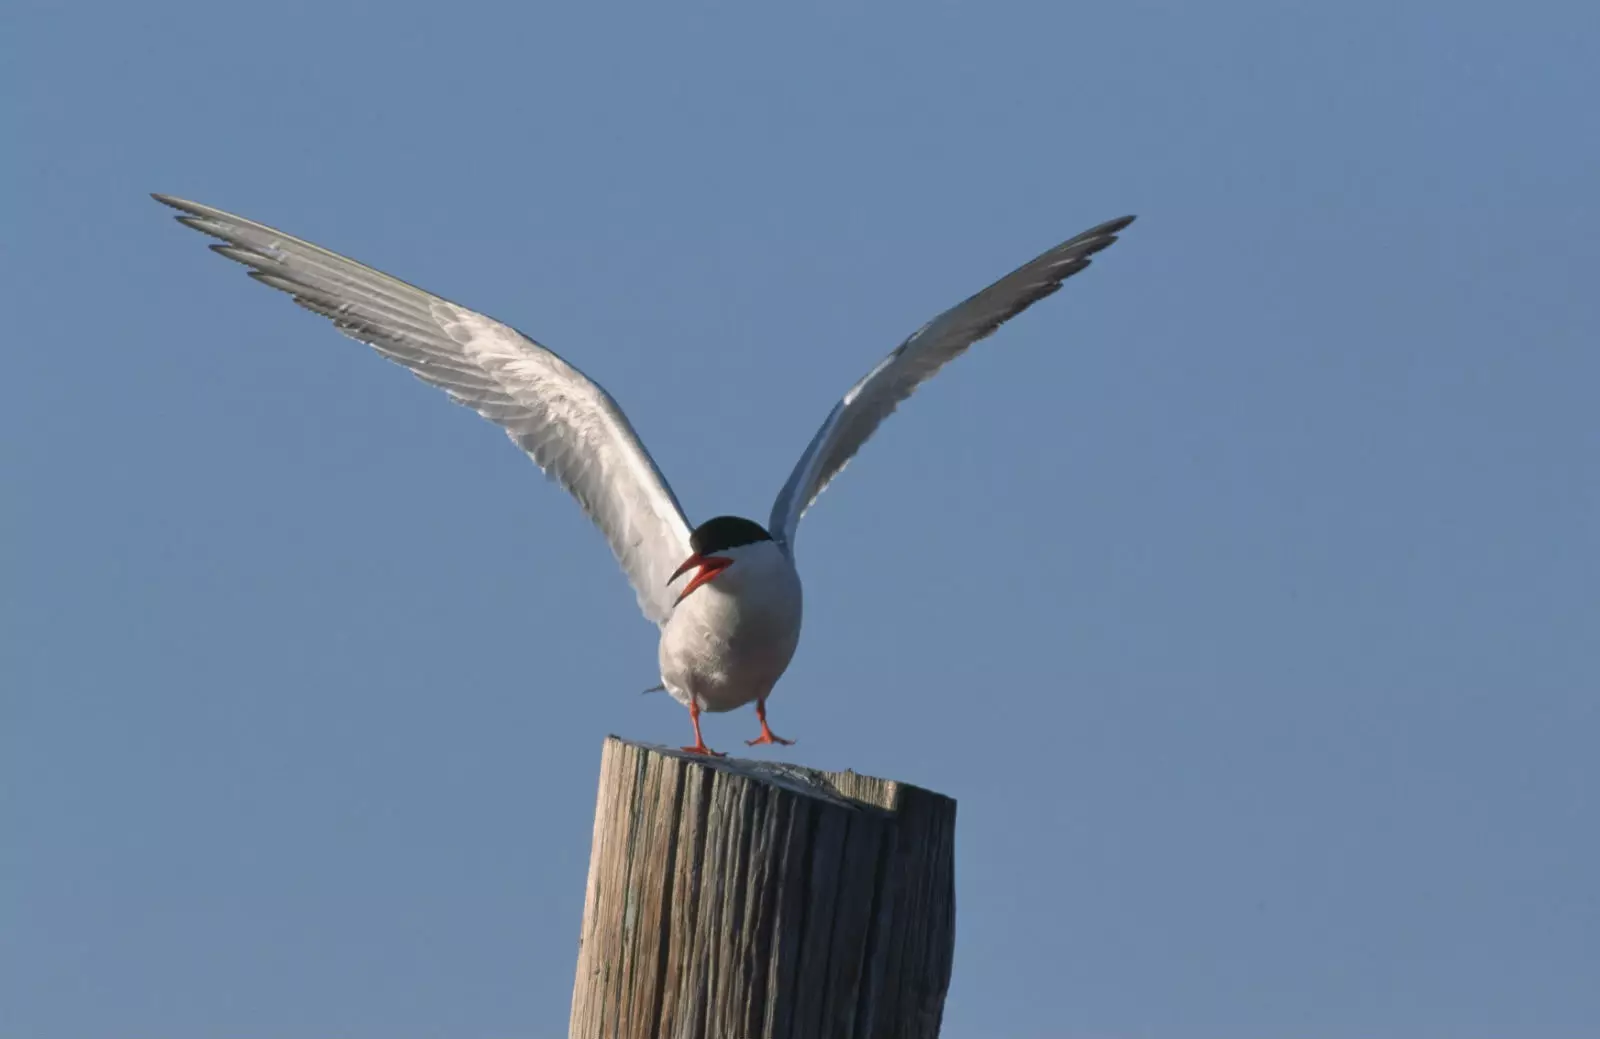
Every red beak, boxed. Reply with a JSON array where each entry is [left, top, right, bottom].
[[669, 553, 733, 606]]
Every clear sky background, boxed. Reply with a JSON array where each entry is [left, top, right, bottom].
[[4, 2, 1597, 1037]]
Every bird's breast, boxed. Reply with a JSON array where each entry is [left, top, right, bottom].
[[658, 544, 803, 711]]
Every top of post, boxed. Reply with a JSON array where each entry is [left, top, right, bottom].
[[603, 735, 954, 816]]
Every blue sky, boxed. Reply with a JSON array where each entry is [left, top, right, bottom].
[[5, 2, 1597, 1037]]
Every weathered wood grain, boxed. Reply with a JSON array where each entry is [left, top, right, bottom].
[[570, 736, 957, 1039]]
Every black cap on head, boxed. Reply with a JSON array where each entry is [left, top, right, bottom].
[[690, 516, 773, 555]]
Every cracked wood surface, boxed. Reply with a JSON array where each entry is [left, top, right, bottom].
[[570, 737, 957, 1039]]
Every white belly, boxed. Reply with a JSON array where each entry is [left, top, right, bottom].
[[658, 541, 803, 713]]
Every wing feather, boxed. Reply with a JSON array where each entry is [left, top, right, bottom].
[[155, 194, 693, 624], [769, 216, 1135, 550]]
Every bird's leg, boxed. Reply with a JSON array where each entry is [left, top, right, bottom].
[[745, 700, 795, 747], [681, 702, 725, 757]]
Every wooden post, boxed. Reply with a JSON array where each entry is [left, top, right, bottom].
[[570, 736, 957, 1039]]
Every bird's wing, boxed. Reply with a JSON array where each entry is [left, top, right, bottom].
[[154, 194, 694, 625], [768, 215, 1135, 551]]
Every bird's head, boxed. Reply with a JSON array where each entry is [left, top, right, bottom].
[[669, 516, 774, 605]]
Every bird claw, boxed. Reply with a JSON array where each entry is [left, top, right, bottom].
[[681, 743, 727, 757], [745, 731, 795, 747]]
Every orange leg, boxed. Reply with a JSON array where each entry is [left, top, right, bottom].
[[745, 700, 795, 747], [681, 702, 725, 757]]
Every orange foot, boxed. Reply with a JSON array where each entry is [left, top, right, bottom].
[[682, 703, 725, 757], [746, 701, 795, 747]]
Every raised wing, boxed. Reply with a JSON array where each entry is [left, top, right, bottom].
[[769, 215, 1135, 551], [154, 194, 694, 625]]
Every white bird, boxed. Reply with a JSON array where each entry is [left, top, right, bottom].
[[154, 194, 1134, 755]]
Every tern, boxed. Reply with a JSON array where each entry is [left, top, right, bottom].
[[155, 194, 1134, 755]]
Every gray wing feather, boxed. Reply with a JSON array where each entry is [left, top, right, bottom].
[[769, 215, 1135, 551], [155, 194, 694, 625]]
